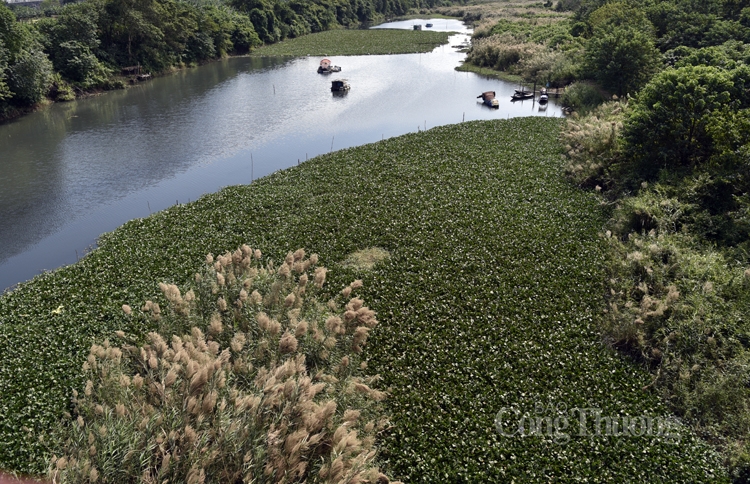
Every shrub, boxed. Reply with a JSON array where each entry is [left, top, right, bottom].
[[49, 247, 396, 484], [622, 65, 736, 176], [560, 80, 605, 111], [6, 48, 52, 104], [583, 25, 662, 95]]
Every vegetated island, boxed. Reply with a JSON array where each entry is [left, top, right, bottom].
[[251, 29, 453, 56], [0, 118, 728, 481]]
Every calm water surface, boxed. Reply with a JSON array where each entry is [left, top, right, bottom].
[[0, 20, 562, 292]]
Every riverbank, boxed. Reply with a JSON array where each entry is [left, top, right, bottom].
[[0, 117, 727, 480]]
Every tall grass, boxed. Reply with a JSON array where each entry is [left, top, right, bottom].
[[466, 34, 546, 71], [50, 248, 396, 483], [561, 99, 626, 189]]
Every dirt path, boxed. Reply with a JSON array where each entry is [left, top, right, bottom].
[[0, 473, 47, 484]]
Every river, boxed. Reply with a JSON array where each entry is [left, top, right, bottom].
[[0, 19, 563, 292]]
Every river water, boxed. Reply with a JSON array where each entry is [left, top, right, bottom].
[[0, 19, 562, 292]]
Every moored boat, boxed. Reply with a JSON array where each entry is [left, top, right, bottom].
[[318, 58, 342, 74], [511, 91, 534, 100], [477, 91, 500, 108], [331, 79, 350, 92], [539, 87, 549, 103]]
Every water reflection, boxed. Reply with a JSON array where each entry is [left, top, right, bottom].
[[0, 28, 563, 292]]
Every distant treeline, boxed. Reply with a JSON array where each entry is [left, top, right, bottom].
[[0, 0, 456, 119]]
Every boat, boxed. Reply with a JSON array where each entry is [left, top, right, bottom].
[[511, 91, 534, 100], [539, 87, 549, 104], [477, 91, 499, 108], [425, 23, 433, 27], [413, 24, 422, 30], [317, 58, 341, 74], [331, 79, 350, 92]]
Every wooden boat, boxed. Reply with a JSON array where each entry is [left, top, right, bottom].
[[425, 23, 433, 27], [477, 91, 499, 108], [413, 24, 422, 30], [511, 91, 534, 100], [331, 79, 350, 92], [317, 58, 341, 74]]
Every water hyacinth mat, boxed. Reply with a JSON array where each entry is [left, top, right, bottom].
[[0, 117, 727, 481]]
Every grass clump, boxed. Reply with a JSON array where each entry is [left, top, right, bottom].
[[250, 29, 451, 56], [50, 247, 395, 483], [561, 98, 626, 189], [341, 248, 391, 272]]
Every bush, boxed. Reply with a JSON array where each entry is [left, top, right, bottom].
[[49, 247, 396, 484], [560, 80, 605, 110], [622, 65, 738, 178], [583, 25, 662, 95]]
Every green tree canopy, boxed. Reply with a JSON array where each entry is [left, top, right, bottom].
[[0, 40, 11, 102], [583, 25, 661, 95], [622, 65, 749, 178]]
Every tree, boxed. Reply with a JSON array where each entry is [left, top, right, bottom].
[[0, 40, 11, 102], [6, 48, 53, 104], [584, 25, 662, 95], [37, 4, 109, 85], [623, 65, 737, 177]]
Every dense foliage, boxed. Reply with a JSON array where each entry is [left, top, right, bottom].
[[50, 248, 395, 483], [562, 83, 750, 480], [0, 118, 728, 480]]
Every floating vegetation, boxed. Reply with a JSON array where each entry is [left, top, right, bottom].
[[0, 118, 727, 480]]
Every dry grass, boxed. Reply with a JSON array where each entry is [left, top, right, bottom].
[[341, 248, 391, 272], [561, 99, 626, 189], [434, 0, 569, 29], [50, 248, 396, 484]]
